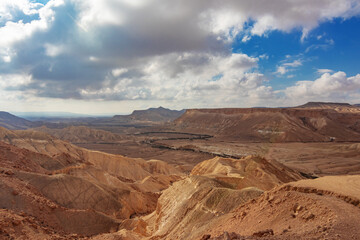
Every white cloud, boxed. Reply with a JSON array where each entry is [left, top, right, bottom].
[[283, 60, 302, 67], [276, 66, 287, 75], [251, 15, 276, 36], [317, 68, 334, 74], [0, 0, 360, 112], [79, 52, 262, 105], [112, 68, 128, 77], [0, 0, 64, 47], [0, 73, 32, 88], [276, 59, 303, 75], [0, 0, 43, 22], [259, 54, 269, 60], [242, 35, 251, 43], [285, 71, 360, 99], [199, 8, 245, 42], [2, 55, 11, 63]]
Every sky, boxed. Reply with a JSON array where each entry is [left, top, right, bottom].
[[0, 0, 360, 114]]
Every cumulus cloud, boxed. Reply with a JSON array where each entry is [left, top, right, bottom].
[[0, 0, 360, 111], [285, 71, 360, 101], [80, 52, 261, 105]]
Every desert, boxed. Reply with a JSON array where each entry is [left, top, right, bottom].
[[1, 1, 360, 239], [0, 103, 360, 239]]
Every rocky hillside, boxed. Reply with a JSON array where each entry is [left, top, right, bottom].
[[0, 128, 183, 238], [118, 155, 304, 239], [200, 175, 360, 240], [172, 105, 360, 142], [1, 116, 360, 239]]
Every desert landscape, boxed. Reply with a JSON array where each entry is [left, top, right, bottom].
[[2, 1, 360, 239], [0, 102, 360, 239]]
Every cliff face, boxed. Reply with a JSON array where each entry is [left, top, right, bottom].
[[172, 107, 360, 142]]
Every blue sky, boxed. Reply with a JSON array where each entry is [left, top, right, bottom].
[[232, 16, 360, 90], [0, 0, 360, 114]]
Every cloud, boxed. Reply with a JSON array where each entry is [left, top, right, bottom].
[[283, 60, 302, 67], [0, 0, 360, 111], [317, 68, 334, 74], [242, 35, 251, 43], [0, 0, 43, 26], [276, 59, 303, 75], [285, 71, 360, 100], [276, 66, 288, 75], [79, 52, 261, 104], [259, 54, 269, 60], [0, 74, 32, 89]]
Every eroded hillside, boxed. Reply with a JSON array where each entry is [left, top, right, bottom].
[[172, 106, 360, 142], [0, 128, 183, 238], [1, 104, 360, 239]]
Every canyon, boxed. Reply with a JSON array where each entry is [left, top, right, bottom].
[[1, 103, 360, 239]]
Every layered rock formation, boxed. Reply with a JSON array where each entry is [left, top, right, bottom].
[[173, 105, 360, 142]]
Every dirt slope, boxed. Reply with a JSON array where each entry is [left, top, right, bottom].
[[200, 175, 360, 240], [117, 156, 303, 240], [0, 169, 120, 237], [191, 156, 303, 191], [0, 129, 184, 238], [0, 126, 85, 161]]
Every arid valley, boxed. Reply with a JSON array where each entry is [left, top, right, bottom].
[[2, 1, 360, 239], [1, 102, 360, 239]]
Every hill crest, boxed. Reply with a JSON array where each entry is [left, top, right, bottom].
[[0, 111, 34, 130], [113, 106, 185, 123]]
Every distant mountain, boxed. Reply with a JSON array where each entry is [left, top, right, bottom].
[[296, 102, 353, 109], [294, 102, 360, 113], [0, 111, 34, 130], [113, 106, 185, 123], [14, 111, 94, 119]]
